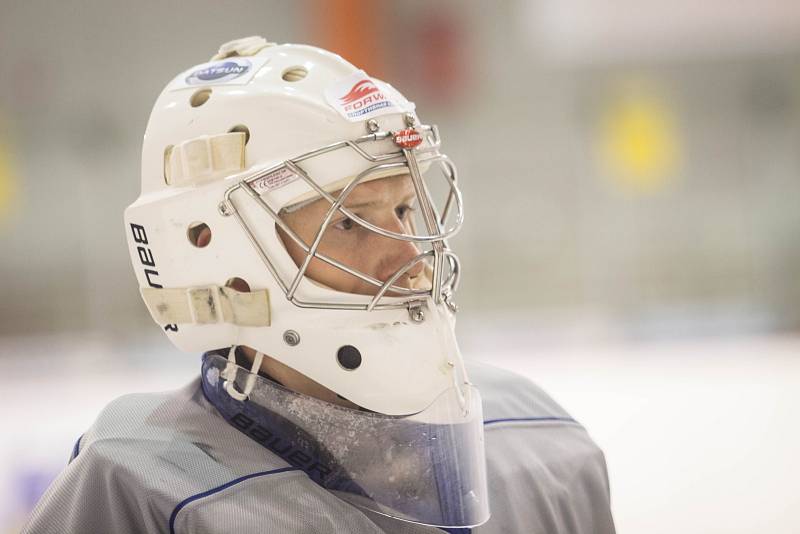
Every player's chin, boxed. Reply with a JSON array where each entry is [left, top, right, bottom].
[[381, 275, 431, 297], [342, 274, 432, 299]]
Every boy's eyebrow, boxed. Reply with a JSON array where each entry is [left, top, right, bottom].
[[342, 192, 416, 211], [343, 199, 381, 210]]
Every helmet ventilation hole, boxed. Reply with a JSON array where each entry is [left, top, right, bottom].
[[190, 88, 212, 107], [282, 66, 308, 82], [187, 222, 211, 248], [228, 124, 251, 144], [336, 345, 362, 370], [225, 277, 251, 292]]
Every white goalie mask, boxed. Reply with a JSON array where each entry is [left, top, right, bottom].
[[125, 37, 489, 527]]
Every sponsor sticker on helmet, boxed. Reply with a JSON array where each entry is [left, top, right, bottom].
[[169, 57, 270, 90], [324, 70, 403, 122], [249, 167, 299, 194], [393, 128, 423, 149]]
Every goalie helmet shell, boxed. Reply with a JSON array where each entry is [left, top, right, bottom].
[[125, 37, 468, 417]]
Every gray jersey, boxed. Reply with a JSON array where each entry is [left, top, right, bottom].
[[22, 359, 614, 534]]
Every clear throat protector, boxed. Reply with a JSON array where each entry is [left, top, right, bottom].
[[201, 352, 490, 529]]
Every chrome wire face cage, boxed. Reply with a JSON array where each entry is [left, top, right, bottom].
[[219, 123, 464, 315]]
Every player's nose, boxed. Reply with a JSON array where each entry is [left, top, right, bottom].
[[373, 211, 428, 285], [376, 237, 425, 284]]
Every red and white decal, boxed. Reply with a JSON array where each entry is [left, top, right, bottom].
[[324, 70, 402, 122], [340, 79, 381, 104], [393, 128, 423, 149]]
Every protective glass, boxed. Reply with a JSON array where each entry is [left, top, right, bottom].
[[221, 124, 463, 313], [201, 352, 491, 528]]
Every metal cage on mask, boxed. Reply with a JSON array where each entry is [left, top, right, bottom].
[[218, 119, 464, 321]]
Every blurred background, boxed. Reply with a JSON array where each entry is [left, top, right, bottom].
[[1, 0, 798, 532]]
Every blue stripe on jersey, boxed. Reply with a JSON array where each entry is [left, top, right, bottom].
[[168, 466, 302, 534], [70, 434, 83, 463], [484, 416, 577, 426]]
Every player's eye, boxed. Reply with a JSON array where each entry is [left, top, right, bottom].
[[334, 217, 356, 231], [396, 204, 415, 220]]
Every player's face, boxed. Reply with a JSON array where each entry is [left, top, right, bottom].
[[277, 174, 429, 295], [242, 175, 431, 409]]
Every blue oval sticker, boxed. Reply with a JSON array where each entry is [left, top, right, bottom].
[[185, 59, 251, 85]]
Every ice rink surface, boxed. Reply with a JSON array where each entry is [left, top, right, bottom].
[[1, 332, 798, 533], [484, 334, 800, 534]]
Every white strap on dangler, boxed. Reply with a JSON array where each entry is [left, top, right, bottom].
[[165, 132, 246, 187], [221, 345, 239, 384], [448, 359, 473, 417], [222, 345, 265, 402]]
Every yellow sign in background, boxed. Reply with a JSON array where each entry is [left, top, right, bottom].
[[598, 84, 680, 193], [0, 117, 18, 223]]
